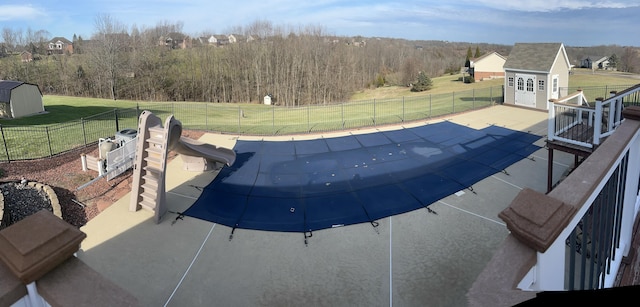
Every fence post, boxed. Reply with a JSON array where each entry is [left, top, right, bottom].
[[272, 104, 275, 135], [82, 118, 87, 147], [46, 126, 53, 158], [429, 94, 432, 118], [307, 104, 310, 133], [452, 92, 455, 113], [402, 97, 405, 122], [238, 105, 241, 134], [342, 103, 345, 129], [490, 87, 493, 104], [0, 125, 9, 162], [373, 99, 377, 126], [205, 103, 208, 130], [473, 89, 475, 109], [114, 109, 120, 132]]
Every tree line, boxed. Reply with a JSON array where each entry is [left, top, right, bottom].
[[1, 17, 638, 105]]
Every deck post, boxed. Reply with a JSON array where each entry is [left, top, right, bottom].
[[547, 146, 554, 193], [547, 100, 556, 142], [594, 98, 603, 146]]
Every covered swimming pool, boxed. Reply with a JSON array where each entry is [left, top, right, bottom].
[[183, 121, 541, 238]]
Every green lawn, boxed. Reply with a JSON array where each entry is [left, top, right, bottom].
[[351, 70, 640, 101], [0, 69, 638, 161], [350, 73, 504, 101], [568, 69, 640, 88]]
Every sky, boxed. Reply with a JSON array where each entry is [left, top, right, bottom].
[[1, 0, 639, 47]]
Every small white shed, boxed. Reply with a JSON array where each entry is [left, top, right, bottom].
[[0, 80, 44, 118], [503, 43, 571, 110]]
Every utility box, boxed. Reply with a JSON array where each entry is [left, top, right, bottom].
[[115, 128, 138, 145]]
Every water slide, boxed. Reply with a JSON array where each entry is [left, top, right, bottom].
[[167, 119, 236, 171], [130, 111, 236, 223]]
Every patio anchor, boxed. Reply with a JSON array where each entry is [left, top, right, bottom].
[[304, 230, 313, 246], [229, 225, 238, 241], [468, 186, 477, 194], [370, 221, 380, 234], [170, 211, 185, 225]]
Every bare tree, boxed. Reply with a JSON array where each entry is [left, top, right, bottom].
[[89, 14, 130, 100], [1, 28, 17, 52], [619, 47, 640, 73]]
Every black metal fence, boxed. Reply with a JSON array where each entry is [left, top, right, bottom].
[[0, 86, 506, 162], [561, 85, 636, 102]]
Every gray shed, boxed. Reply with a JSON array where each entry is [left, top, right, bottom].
[[503, 43, 571, 110], [0, 80, 44, 118]]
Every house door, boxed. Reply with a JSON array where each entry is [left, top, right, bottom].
[[514, 74, 536, 108], [551, 75, 559, 100]]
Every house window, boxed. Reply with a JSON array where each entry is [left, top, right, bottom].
[[553, 78, 558, 93], [508, 77, 514, 87], [538, 80, 545, 91], [517, 78, 524, 91], [526, 78, 534, 92]]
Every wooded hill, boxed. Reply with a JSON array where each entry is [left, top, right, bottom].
[[0, 20, 637, 105]]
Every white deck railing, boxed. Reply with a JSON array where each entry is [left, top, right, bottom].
[[548, 85, 640, 148], [517, 126, 640, 291]]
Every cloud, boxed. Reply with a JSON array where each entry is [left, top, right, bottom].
[[467, 0, 638, 12], [0, 5, 46, 21]]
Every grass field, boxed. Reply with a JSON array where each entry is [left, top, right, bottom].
[[0, 70, 638, 161], [351, 71, 640, 101]]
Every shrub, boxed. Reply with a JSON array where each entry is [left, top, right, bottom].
[[411, 71, 433, 92]]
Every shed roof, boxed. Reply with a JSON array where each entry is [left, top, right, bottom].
[[503, 43, 565, 73], [0, 80, 23, 102], [0, 80, 42, 103]]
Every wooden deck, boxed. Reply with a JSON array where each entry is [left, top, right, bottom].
[[548, 123, 596, 153]]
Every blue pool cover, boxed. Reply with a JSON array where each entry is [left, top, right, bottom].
[[182, 121, 540, 234]]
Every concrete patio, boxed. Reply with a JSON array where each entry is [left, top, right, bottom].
[[76, 105, 574, 306]]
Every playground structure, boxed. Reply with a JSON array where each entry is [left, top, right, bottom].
[[129, 111, 236, 223]]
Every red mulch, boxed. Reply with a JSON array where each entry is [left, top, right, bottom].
[[0, 130, 205, 228]]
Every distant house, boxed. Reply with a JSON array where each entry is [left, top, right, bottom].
[[503, 43, 571, 110], [20, 51, 33, 62], [0, 80, 44, 119], [580, 55, 610, 69], [469, 51, 506, 81], [228, 34, 254, 43], [159, 32, 191, 49], [193, 37, 210, 47], [47, 37, 73, 55], [208, 35, 230, 46]]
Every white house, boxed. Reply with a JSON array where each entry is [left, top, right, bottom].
[[470, 51, 506, 81], [580, 55, 610, 70]]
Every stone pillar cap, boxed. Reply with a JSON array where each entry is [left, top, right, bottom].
[[0, 210, 86, 284], [498, 188, 575, 252]]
